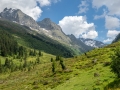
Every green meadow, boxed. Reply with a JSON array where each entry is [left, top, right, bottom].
[[0, 42, 120, 90]]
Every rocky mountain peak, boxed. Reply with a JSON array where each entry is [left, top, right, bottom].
[[0, 8, 40, 30], [79, 38, 106, 48], [42, 18, 51, 23], [37, 18, 62, 31]]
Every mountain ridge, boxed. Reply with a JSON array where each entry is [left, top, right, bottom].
[[79, 38, 106, 48], [0, 8, 40, 30], [0, 8, 96, 55]]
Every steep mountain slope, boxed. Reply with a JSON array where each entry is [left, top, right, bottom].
[[0, 8, 40, 30], [0, 8, 93, 55], [0, 29, 18, 56], [0, 19, 74, 57], [37, 18, 71, 44], [79, 38, 106, 48], [112, 33, 120, 43], [67, 34, 93, 52]]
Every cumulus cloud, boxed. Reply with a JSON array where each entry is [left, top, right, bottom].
[[105, 16, 120, 29], [81, 31, 98, 39], [92, 0, 120, 43], [107, 30, 120, 38], [103, 30, 120, 43], [0, 0, 60, 20], [78, 0, 89, 14], [37, 0, 51, 7], [58, 16, 98, 39], [92, 0, 120, 16], [103, 38, 112, 43]]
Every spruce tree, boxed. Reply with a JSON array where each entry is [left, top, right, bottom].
[[59, 58, 66, 70], [0, 59, 2, 73], [111, 47, 120, 78], [52, 61, 55, 73]]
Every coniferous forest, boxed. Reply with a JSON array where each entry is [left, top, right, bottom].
[[0, 29, 18, 56]]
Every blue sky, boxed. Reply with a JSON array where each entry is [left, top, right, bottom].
[[38, 0, 120, 43], [1, 0, 120, 43]]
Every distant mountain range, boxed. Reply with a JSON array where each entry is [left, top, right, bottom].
[[0, 8, 106, 56], [79, 38, 106, 48]]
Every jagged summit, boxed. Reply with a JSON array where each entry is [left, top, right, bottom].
[[37, 18, 62, 31], [79, 38, 106, 48], [0, 8, 40, 30], [0, 8, 94, 55]]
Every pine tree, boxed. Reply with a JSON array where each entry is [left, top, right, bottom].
[[23, 51, 27, 68], [4, 58, 10, 68], [56, 56, 60, 61], [0, 59, 2, 73], [33, 49, 36, 56], [59, 58, 66, 70], [36, 57, 40, 64], [38, 50, 42, 57], [111, 47, 120, 78], [51, 58, 53, 62], [52, 61, 55, 73]]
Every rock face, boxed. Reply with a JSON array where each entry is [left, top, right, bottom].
[[67, 34, 93, 52], [79, 38, 106, 48], [112, 33, 120, 43], [0, 8, 94, 54], [0, 8, 40, 30], [37, 18, 71, 44], [37, 18, 62, 31]]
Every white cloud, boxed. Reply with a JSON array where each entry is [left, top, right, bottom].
[[103, 38, 112, 43], [107, 30, 120, 38], [92, 0, 120, 43], [103, 30, 120, 43], [58, 16, 98, 39], [105, 16, 120, 29], [81, 31, 98, 39], [92, 0, 120, 16], [78, 0, 89, 14], [37, 0, 51, 7], [36, 0, 60, 7], [0, 0, 60, 20]]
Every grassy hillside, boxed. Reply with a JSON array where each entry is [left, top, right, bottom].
[[0, 40, 120, 90]]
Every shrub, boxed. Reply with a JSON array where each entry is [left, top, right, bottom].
[[111, 47, 120, 78]]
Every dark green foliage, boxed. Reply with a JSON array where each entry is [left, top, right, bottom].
[[0, 29, 18, 56], [51, 58, 53, 62], [52, 61, 55, 73], [18, 46, 25, 57], [4, 58, 11, 68], [33, 49, 36, 56], [23, 53, 27, 68], [56, 56, 60, 61], [51, 59, 56, 73], [104, 78, 120, 89], [38, 50, 42, 57], [111, 47, 120, 78], [59, 58, 66, 70], [0, 59, 2, 73], [36, 57, 40, 64]]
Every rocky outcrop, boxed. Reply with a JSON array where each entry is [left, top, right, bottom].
[[0, 8, 40, 30]]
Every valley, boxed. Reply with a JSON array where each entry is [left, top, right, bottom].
[[0, 7, 120, 90]]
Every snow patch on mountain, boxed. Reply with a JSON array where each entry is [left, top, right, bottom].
[[80, 38, 106, 48]]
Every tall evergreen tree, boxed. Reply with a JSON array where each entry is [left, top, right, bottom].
[[111, 47, 120, 78], [59, 58, 66, 70]]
